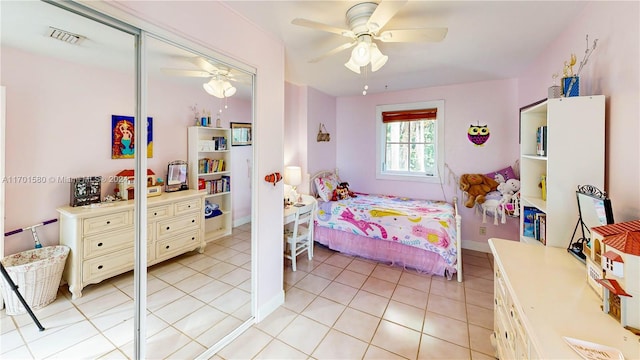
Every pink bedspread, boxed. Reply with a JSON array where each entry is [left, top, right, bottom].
[[314, 193, 458, 269]]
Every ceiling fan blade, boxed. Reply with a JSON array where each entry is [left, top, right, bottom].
[[309, 41, 356, 63], [367, 0, 407, 33], [377, 28, 448, 43], [292, 18, 354, 38], [161, 68, 212, 77], [191, 57, 220, 74]]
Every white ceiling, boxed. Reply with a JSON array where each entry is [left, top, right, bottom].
[[0, 1, 253, 99], [1, 1, 588, 99], [225, 0, 588, 97]]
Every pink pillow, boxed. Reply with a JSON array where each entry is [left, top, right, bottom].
[[486, 166, 517, 183], [314, 174, 339, 201]]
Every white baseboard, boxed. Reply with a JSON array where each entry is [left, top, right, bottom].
[[255, 289, 285, 322], [462, 239, 491, 253], [233, 216, 251, 228]]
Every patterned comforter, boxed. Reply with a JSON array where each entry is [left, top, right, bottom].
[[315, 193, 457, 266]]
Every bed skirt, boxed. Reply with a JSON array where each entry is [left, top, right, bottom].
[[314, 226, 456, 279]]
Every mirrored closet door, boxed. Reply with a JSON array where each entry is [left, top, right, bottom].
[[1, 1, 254, 358]]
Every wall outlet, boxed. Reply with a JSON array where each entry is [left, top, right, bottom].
[[479, 226, 487, 236]]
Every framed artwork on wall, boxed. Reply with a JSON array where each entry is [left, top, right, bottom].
[[231, 122, 252, 146], [111, 115, 153, 158]]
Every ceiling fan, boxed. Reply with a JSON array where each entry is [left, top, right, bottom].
[[161, 57, 246, 98], [292, 0, 447, 74]]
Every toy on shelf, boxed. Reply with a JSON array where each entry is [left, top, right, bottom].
[[589, 220, 640, 335], [114, 169, 161, 200]]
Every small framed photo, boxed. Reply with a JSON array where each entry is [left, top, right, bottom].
[[231, 122, 252, 146]]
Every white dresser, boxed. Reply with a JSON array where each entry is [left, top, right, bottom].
[[57, 190, 206, 299], [489, 238, 639, 359]]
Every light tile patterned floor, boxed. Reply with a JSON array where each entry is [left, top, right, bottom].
[[214, 246, 497, 360], [0, 224, 252, 359], [1, 222, 496, 360]]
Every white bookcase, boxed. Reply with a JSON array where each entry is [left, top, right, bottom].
[[519, 95, 605, 247], [188, 126, 232, 241]]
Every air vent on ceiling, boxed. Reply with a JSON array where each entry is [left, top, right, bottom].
[[48, 26, 83, 45]]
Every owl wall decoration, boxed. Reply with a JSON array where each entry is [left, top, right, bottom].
[[467, 123, 490, 146]]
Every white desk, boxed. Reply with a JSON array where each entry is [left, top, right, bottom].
[[489, 238, 640, 359], [284, 194, 316, 225]]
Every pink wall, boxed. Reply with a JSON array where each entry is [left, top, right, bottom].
[[284, 84, 337, 195], [518, 2, 639, 222]]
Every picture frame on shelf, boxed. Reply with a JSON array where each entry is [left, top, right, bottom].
[[231, 122, 252, 146]]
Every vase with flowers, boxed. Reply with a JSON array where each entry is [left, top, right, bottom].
[[560, 34, 598, 97]]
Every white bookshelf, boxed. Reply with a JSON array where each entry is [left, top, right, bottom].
[[519, 96, 605, 247], [187, 126, 232, 241]]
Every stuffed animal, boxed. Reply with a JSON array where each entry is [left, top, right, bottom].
[[331, 182, 357, 201], [459, 173, 500, 208], [498, 178, 521, 204]]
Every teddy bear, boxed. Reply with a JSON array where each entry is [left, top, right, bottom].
[[459, 173, 499, 208], [331, 182, 357, 201], [497, 178, 521, 204]]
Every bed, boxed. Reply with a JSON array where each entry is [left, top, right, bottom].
[[310, 170, 462, 282]]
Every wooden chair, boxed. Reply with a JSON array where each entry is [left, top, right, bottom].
[[284, 201, 315, 271]]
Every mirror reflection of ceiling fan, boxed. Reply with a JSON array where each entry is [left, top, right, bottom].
[[292, 0, 447, 74], [161, 57, 249, 98]]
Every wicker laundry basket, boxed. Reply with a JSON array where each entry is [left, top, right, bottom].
[[0, 246, 69, 315]]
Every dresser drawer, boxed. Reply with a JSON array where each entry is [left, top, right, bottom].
[[156, 230, 200, 258], [83, 211, 132, 236], [82, 247, 134, 284], [148, 204, 172, 220], [83, 228, 134, 258], [157, 214, 200, 239], [174, 198, 201, 215]]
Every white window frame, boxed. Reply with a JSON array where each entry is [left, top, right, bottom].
[[376, 100, 445, 183]]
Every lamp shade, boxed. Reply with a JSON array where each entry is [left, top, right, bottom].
[[284, 166, 302, 187], [344, 57, 361, 74], [350, 41, 371, 67], [370, 43, 388, 72], [203, 79, 224, 98]]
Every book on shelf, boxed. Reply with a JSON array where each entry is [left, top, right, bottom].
[[201, 175, 231, 195], [538, 214, 546, 245], [536, 125, 547, 156], [523, 206, 545, 238], [540, 174, 547, 201], [198, 158, 225, 174]]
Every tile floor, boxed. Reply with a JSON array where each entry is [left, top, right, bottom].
[[1, 222, 497, 360], [214, 246, 497, 360], [1, 224, 252, 359]]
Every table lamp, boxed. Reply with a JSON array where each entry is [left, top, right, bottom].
[[284, 166, 302, 203]]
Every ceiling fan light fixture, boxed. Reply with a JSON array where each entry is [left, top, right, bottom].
[[344, 58, 361, 74], [203, 78, 225, 98], [350, 41, 371, 67], [370, 43, 388, 72], [222, 81, 237, 97]]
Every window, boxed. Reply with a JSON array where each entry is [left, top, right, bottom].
[[376, 100, 445, 183]]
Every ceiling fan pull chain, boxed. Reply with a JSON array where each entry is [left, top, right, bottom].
[[362, 66, 369, 96]]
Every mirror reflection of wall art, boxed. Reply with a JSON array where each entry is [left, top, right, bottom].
[[231, 122, 252, 146], [111, 115, 153, 158]]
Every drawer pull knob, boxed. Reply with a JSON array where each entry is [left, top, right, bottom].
[[98, 265, 103, 270], [166, 226, 170, 230], [98, 242, 103, 247], [191, 237, 195, 240], [191, 219, 195, 223], [165, 245, 170, 249], [154, 212, 158, 216], [106, 221, 111, 225], [504, 331, 508, 340]]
